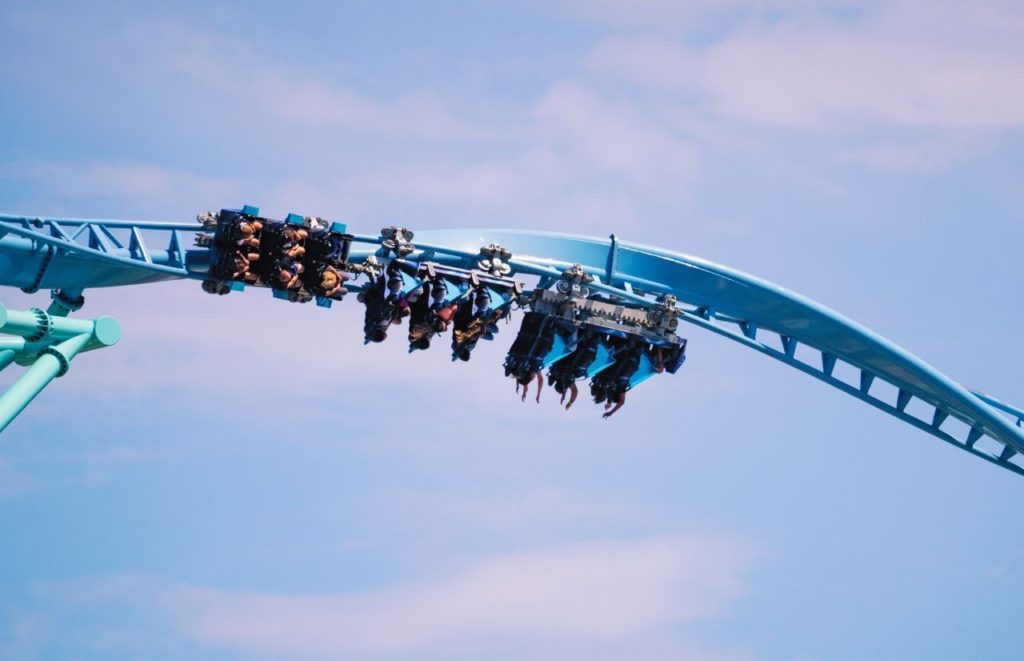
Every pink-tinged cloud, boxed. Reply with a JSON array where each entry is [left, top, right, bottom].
[[534, 84, 697, 185], [161, 28, 482, 141], [166, 535, 754, 658], [588, 2, 1024, 130]]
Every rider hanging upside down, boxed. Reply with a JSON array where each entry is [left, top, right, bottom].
[[451, 289, 507, 362], [275, 258, 304, 290], [405, 280, 457, 352], [361, 271, 412, 343], [282, 226, 307, 259], [548, 330, 601, 410], [300, 263, 348, 300], [231, 249, 261, 283], [503, 311, 560, 403], [591, 337, 644, 419], [319, 266, 347, 298]]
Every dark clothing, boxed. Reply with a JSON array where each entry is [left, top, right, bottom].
[[549, 332, 600, 396], [363, 277, 395, 342], [591, 340, 644, 404], [504, 312, 554, 380]]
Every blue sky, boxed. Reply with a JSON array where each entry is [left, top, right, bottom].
[[1, 1, 1023, 659]]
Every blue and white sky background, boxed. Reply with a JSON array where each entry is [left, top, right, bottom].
[[1, 1, 1023, 659]]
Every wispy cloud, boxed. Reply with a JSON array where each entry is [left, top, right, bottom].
[[165, 535, 754, 659], [588, 2, 1024, 131], [2, 7, 483, 143], [535, 83, 697, 185], [341, 82, 698, 232], [2, 536, 756, 659], [166, 44, 483, 141]]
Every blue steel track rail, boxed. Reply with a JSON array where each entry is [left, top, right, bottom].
[[0, 214, 1021, 477]]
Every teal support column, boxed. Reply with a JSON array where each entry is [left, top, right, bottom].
[[46, 289, 85, 318], [0, 333, 90, 432], [0, 338, 26, 372], [0, 311, 120, 434], [0, 304, 96, 341]]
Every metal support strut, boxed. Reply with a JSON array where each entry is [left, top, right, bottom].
[[0, 303, 120, 432]]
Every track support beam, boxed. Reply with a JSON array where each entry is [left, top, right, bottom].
[[0, 303, 120, 433]]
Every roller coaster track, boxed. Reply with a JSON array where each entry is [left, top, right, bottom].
[[0, 212, 1021, 478]]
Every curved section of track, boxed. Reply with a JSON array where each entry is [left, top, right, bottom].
[[1, 215, 1021, 476]]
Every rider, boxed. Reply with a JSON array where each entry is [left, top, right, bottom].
[[402, 278, 453, 352], [274, 257, 304, 290], [548, 330, 601, 410], [319, 265, 348, 298], [362, 275, 392, 343], [504, 311, 559, 403], [407, 284, 435, 351], [301, 263, 348, 299], [282, 226, 307, 259], [451, 289, 506, 362], [591, 337, 644, 419]]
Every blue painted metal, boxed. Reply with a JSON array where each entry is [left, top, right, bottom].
[[860, 370, 875, 394], [781, 335, 797, 359], [822, 352, 837, 377], [352, 229, 1024, 476], [605, 233, 619, 286], [0, 216, 1021, 477], [587, 340, 616, 378], [897, 389, 912, 412], [0, 214, 197, 288], [541, 331, 576, 371]]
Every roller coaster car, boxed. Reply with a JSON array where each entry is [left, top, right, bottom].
[[528, 288, 682, 346], [450, 286, 514, 362], [589, 339, 644, 417], [355, 259, 523, 353], [358, 262, 434, 344], [406, 280, 457, 352], [359, 274, 402, 343], [547, 329, 604, 400], [585, 336, 687, 417], [513, 286, 688, 413], [503, 311, 578, 384], [203, 208, 354, 303]]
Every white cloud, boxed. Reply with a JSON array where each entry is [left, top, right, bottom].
[[3, 537, 756, 659], [534, 83, 698, 185], [165, 535, 753, 658], [588, 37, 700, 90], [156, 25, 481, 141], [2, 8, 481, 143], [587, 2, 1024, 130], [339, 83, 697, 231]]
